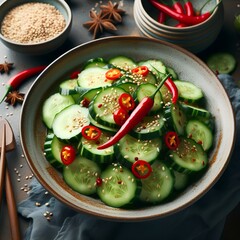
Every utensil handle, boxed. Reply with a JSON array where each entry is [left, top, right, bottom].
[[5, 165, 21, 240], [0, 124, 6, 206]]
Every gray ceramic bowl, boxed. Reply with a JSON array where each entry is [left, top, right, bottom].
[[0, 0, 72, 55], [20, 36, 235, 221], [134, 0, 224, 53]]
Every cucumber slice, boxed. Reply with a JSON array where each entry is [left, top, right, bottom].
[[168, 137, 208, 173], [135, 83, 163, 114], [174, 80, 203, 102], [160, 84, 172, 104], [42, 93, 75, 129], [44, 133, 65, 169], [173, 170, 189, 191], [115, 134, 161, 167], [164, 102, 187, 136], [59, 79, 78, 95], [97, 164, 137, 207], [130, 114, 165, 140], [78, 87, 102, 106], [186, 119, 213, 151], [52, 104, 90, 140], [109, 56, 137, 70], [89, 86, 126, 128], [83, 57, 108, 69], [77, 67, 111, 89], [206, 52, 236, 74], [114, 82, 137, 94], [63, 156, 101, 195], [180, 102, 212, 118], [166, 67, 178, 79], [138, 59, 167, 78], [78, 131, 115, 164], [140, 161, 174, 203]]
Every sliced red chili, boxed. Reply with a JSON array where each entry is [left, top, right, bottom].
[[81, 125, 102, 141], [118, 93, 135, 111], [61, 145, 76, 165], [113, 108, 129, 126], [132, 160, 152, 179], [131, 66, 149, 76], [164, 131, 180, 150], [105, 68, 122, 80], [70, 71, 80, 79]]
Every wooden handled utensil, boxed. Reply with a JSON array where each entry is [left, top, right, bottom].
[[0, 119, 21, 240]]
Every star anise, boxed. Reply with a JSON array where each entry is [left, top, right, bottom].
[[100, 1, 126, 23], [83, 10, 117, 39], [0, 61, 14, 74], [5, 90, 25, 106]]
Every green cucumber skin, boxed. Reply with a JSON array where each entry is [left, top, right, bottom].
[[59, 79, 78, 95], [109, 56, 137, 70]]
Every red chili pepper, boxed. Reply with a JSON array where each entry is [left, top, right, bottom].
[[81, 125, 102, 141], [97, 74, 172, 150], [70, 71, 80, 79], [171, 0, 188, 27], [164, 131, 180, 150], [113, 107, 129, 126], [150, 0, 219, 26], [183, 0, 195, 16], [118, 93, 135, 111], [164, 77, 178, 104], [158, 11, 166, 23], [61, 145, 76, 165], [131, 160, 152, 179], [0, 66, 46, 103], [105, 68, 122, 80], [131, 66, 149, 76]]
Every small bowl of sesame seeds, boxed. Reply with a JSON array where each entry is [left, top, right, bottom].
[[0, 0, 72, 55]]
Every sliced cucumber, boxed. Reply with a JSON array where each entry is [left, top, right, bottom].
[[160, 84, 172, 104], [59, 79, 78, 95], [180, 102, 212, 118], [83, 57, 108, 69], [44, 133, 65, 169], [138, 59, 167, 79], [115, 134, 161, 167], [78, 87, 102, 106], [109, 56, 137, 70], [164, 102, 187, 136], [89, 86, 126, 128], [173, 170, 189, 191], [78, 131, 115, 164], [42, 93, 75, 129], [63, 156, 101, 195], [52, 104, 90, 140], [77, 67, 111, 89], [130, 114, 165, 140], [206, 52, 236, 74], [168, 137, 208, 173], [166, 67, 178, 79], [174, 80, 203, 102], [97, 164, 137, 207], [114, 82, 137, 94], [186, 119, 213, 151], [140, 161, 174, 203], [135, 83, 163, 114]]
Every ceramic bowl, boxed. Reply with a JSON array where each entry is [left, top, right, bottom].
[[0, 0, 72, 55], [20, 36, 235, 221], [133, 0, 224, 53]]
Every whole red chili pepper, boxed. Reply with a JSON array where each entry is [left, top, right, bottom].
[[149, 0, 221, 26], [171, 0, 187, 27], [0, 66, 46, 103], [158, 11, 166, 23], [183, 0, 195, 16], [97, 74, 173, 150]]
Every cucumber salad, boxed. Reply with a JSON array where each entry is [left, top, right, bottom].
[[42, 56, 215, 208]]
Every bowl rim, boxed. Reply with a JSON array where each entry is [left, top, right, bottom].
[[20, 36, 236, 221], [0, 0, 72, 46]]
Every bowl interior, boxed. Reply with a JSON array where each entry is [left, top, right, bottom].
[[140, 0, 219, 29], [20, 36, 235, 221]]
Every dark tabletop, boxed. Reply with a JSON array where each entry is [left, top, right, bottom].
[[0, 0, 239, 239]]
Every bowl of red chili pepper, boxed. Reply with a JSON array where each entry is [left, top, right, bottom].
[[133, 0, 224, 53], [20, 36, 235, 221], [0, 0, 72, 55]]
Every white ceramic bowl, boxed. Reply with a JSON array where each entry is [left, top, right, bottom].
[[20, 36, 235, 221], [0, 0, 72, 55], [133, 0, 224, 53]]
